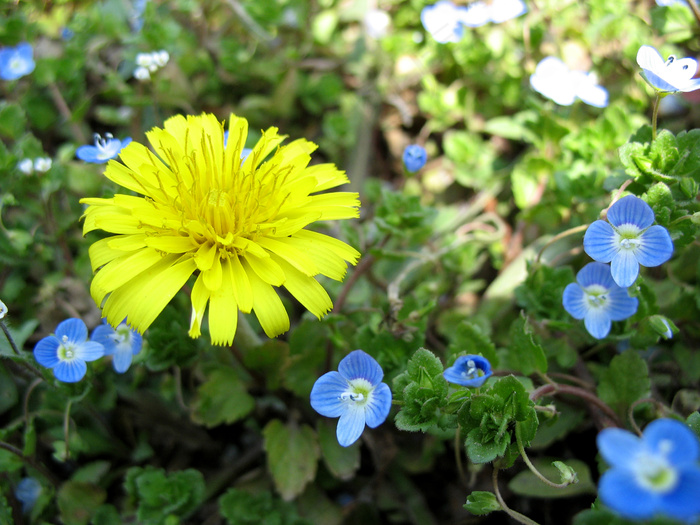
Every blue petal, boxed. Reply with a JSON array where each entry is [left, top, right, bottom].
[[637, 225, 673, 268], [597, 428, 643, 469], [576, 262, 615, 289], [660, 468, 700, 521], [605, 286, 639, 321], [444, 355, 493, 387], [336, 403, 366, 447], [33, 336, 60, 368], [76, 145, 103, 163], [679, 77, 700, 93], [55, 318, 88, 343], [365, 382, 392, 428], [75, 341, 105, 362], [607, 195, 655, 229], [584, 307, 611, 339], [583, 221, 618, 263], [310, 371, 348, 418], [598, 468, 660, 520], [611, 250, 640, 288], [643, 419, 700, 466], [91, 324, 117, 353], [130, 330, 143, 355], [641, 69, 681, 92], [338, 350, 383, 385], [562, 282, 587, 320], [53, 360, 87, 383], [112, 347, 134, 373]]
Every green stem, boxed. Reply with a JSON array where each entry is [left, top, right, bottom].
[[651, 93, 661, 142], [455, 426, 467, 487], [515, 422, 573, 489], [535, 224, 589, 264], [686, 0, 700, 27], [0, 440, 60, 487], [530, 382, 621, 427], [492, 466, 542, 525], [63, 400, 73, 460], [0, 320, 21, 356]]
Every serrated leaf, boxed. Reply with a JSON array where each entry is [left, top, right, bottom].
[[263, 420, 320, 501], [464, 491, 501, 515], [465, 426, 509, 464], [597, 350, 650, 416], [316, 419, 360, 481], [406, 348, 444, 380], [502, 317, 547, 375], [192, 366, 254, 427]]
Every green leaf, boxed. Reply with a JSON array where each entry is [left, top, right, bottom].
[[125, 466, 205, 525], [464, 491, 501, 515], [500, 317, 548, 375], [508, 458, 595, 498], [192, 366, 255, 427], [686, 412, 700, 440], [57, 481, 106, 525], [91, 505, 122, 525], [0, 363, 18, 415], [447, 322, 498, 367], [597, 350, 650, 416], [316, 419, 360, 481], [219, 488, 312, 525], [263, 420, 320, 501], [465, 426, 510, 463], [552, 460, 579, 485], [0, 102, 27, 139]]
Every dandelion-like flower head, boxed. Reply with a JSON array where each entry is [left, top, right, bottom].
[[81, 113, 360, 345]]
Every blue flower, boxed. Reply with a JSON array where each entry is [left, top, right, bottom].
[[420, 1, 470, 43], [597, 419, 700, 523], [402, 145, 427, 173], [33, 318, 105, 382], [562, 262, 639, 339], [0, 43, 35, 81], [443, 355, 492, 387], [76, 133, 132, 164], [15, 477, 42, 514], [310, 350, 392, 447], [637, 45, 700, 93], [461, 0, 527, 27], [530, 57, 608, 107], [91, 319, 142, 373], [583, 195, 674, 288]]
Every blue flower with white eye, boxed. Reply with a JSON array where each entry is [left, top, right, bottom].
[[563, 262, 639, 339], [15, 477, 42, 514], [420, 1, 470, 43], [76, 133, 132, 164], [637, 45, 700, 93], [597, 419, 700, 523], [584, 195, 674, 288], [403, 145, 427, 173], [443, 355, 492, 388], [0, 43, 35, 81], [530, 57, 608, 108], [310, 350, 392, 447], [461, 0, 527, 27], [91, 319, 142, 373], [33, 318, 105, 382]]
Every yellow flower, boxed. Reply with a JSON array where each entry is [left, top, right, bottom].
[[81, 113, 360, 345]]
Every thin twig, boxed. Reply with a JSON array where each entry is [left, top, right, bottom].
[[530, 383, 621, 427], [492, 466, 542, 525], [0, 441, 60, 487], [515, 422, 574, 489]]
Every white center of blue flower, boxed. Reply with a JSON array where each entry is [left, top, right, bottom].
[[633, 448, 678, 493], [113, 324, 131, 345], [58, 336, 77, 361], [93, 133, 121, 161], [340, 378, 373, 406], [462, 359, 484, 380], [9, 57, 23, 72], [585, 284, 609, 309], [615, 224, 643, 252]]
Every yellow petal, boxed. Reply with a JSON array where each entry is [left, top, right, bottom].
[[294, 229, 361, 265], [283, 234, 349, 281], [208, 258, 239, 345], [273, 256, 332, 319], [255, 236, 319, 276], [89, 237, 128, 271], [202, 256, 223, 291], [243, 259, 289, 337], [230, 254, 253, 313], [144, 235, 196, 253], [245, 252, 285, 286], [189, 274, 210, 338], [194, 242, 217, 271], [305, 163, 350, 191], [91, 248, 165, 305], [103, 255, 197, 333]]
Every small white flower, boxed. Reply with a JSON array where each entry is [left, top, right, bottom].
[[364, 9, 391, 39], [134, 66, 151, 81], [33, 157, 52, 173], [637, 45, 700, 93], [135, 52, 153, 68], [0, 299, 7, 320], [17, 158, 34, 175], [153, 50, 169, 67]]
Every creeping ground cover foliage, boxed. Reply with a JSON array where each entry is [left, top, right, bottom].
[[3, 1, 700, 524]]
